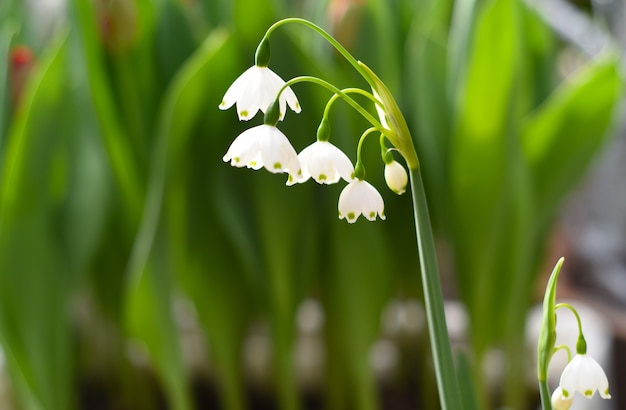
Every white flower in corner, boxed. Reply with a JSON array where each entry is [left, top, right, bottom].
[[384, 160, 408, 194], [288, 141, 354, 186], [338, 180, 385, 223], [557, 354, 611, 401], [223, 124, 302, 183], [219, 66, 301, 121], [551, 387, 573, 410]]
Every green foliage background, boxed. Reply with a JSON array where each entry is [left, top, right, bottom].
[[0, 0, 621, 409]]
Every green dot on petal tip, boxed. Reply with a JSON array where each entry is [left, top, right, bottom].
[[273, 162, 282, 169]]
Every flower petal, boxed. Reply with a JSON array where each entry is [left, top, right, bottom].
[[338, 180, 385, 223], [559, 354, 611, 400], [219, 66, 300, 121], [293, 141, 354, 185]]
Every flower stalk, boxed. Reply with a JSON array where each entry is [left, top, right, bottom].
[[410, 167, 462, 410]]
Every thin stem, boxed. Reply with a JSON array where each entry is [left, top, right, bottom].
[[555, 303, 584, 336], [409, 168, 462, 410], [264, 18, 374, 88], [354, 128, 383, 179], [322, 88, 378, 119], [554, 344, 572, 363], [539, 379, 553, 410], [280, 76, 389, 136]]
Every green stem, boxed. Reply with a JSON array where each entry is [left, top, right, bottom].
[[264, 18, 374, 88], [409, 168, 462, 410], [555, 303, 584, 336], [322, 88, 378, 120], [538, 379, 552, 410], [281, 76, 388, 135]]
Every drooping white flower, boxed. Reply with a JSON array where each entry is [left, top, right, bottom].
[[288, 141, 354, 186], [551, 387, 573, 410], [384, 160, 408, 194], [338, 180, 385, 223], [558, 354, 611, 400], [222, 124, 302, 183], [219, 66, 301, 121]]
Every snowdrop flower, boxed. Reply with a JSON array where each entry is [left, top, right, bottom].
[[219, 65, 301, 121], [551, 387, 573, 410], [288, 141, 354, 186], [338, 180, 385, 223], [557, 353, 611, 400], [223, 124, 302, 183], [384, 159, 408, 194]]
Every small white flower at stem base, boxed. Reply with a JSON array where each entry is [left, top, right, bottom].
[[557, 353, 611, 400], [551, 387, 573, 410], [384, 159, 408, 194], [219, 65, 301, 121], [289, 141, 355, 186], [338, 180, 386, 223], [222, 124, 302, 183]]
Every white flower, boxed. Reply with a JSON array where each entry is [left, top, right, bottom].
[[558, 354, 611, 400], [222, 124, 302, 183], [287, 141, 354, 186], [338, 180, 385, 223], [384, 160, 408, 194], [219, 65, 301, 121], [551, 387, 573, 410]]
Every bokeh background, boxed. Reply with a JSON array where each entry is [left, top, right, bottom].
[[0, 0, 624, 409]]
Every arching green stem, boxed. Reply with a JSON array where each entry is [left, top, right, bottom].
[[353, 127, 384, 180], [554, 344, 572, 363], [278, 76, 391, 139], [555, 303, 584, 337], [322, 88, 379, 120], [555, 303, 587, 354], [262, 18, 374, 88]]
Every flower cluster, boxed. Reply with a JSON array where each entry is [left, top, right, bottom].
[[537, 258, 611, 410], [219, 24, 411, 223]]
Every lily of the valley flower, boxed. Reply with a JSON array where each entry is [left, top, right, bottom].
[[288, 141, 354, 186], [551, 387, 573, 410], [557, 353, 611, 401], [384, 159, 408, 194], [222, 124, 302, 183], [219, 65, 301, 121], [338, 180, 385, 223]]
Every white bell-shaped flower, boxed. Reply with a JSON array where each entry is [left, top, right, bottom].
[[384, 160, 408, 194], [219, 65, 301, 121], [223, 124, 302, 183], [551, 387, 573, 410], [288, 141, 354, 186], [558, 354, 611, 400], [338, 180, 385, 223]]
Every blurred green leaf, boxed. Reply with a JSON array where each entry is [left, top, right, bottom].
[[324, 220, 393, 410], [71, 0, 144, 225], [126, 29, 235, 410], [0, 24, 14, 146], [0, 31, 74, 410], [522, 56, 623, 222], [406, 0, 452, 230], [449, 0, 520, 327]]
